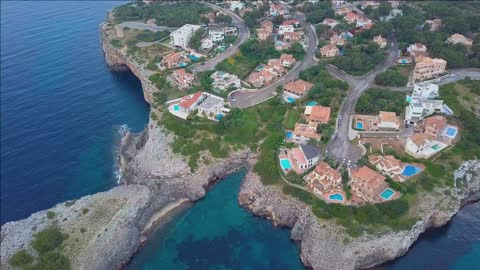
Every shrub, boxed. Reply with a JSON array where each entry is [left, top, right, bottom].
[[32, 227, 67, 254], [8, 250, 34, 267], [82, 208, 89, 215], [47, 211, 56, 219], [35, 252, 71, 270], [80, 228, 87, 234]]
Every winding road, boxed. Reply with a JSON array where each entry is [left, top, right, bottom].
[[325, 38, 399, 163], [229, 11, 318, 109], [191, 2, 250, 72]]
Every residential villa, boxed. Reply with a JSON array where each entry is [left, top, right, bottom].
[[407, 43, 427, 59], [269, 3, 289, 16], [161, 52, 189, 69], [378, 111, 401, 130], [208, 27, 225, 42], [229, 0, 245, 12], [167, 92, 226, 120], [170, 24, 202, 49], [171, 69, 194, 89], [344, 12, 362, 24], [283, 19, 301, 28], [210, 71, 241, 92], [423, 115, 447, 139], [293, 123, 320, 140], [267, 59, 287, 77], [411, 83, 439, 100], [320, 44, 340, 58], [304, 161, 342, 194], [330, 34, 346, 46], [373, 35, 387, 49], [283, 31, 304, 43], [288, 144, 322, 173], [368, 155, 404, 181], [447, 33, 473, 47], [405, 98, 444, 123], [304, 105, 331, 127], [335, 6, 353, 16], [279, 24, 295, 35], [257, 20, 273, 41], [283, 79, 314, 100], [425, 19, 442, 31], [344, 12, 372, 28], [404, 133, 434, 158], [380, 8, 403, 22], [413, 57, 447, 82], [349, 166, 391, 203], [280, 54, 296, 67], [322, 18, 339, 28], [361, 1, 380, 9], [201, 38, 214, 50], [353, 111, 401, 131], [246, 70, 274, 88]]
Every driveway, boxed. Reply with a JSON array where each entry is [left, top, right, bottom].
[[191, 2, 250, 72], [229, 11, 318, 109], [325, 39, 399, 163]]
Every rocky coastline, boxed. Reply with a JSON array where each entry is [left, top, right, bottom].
[[2, 16, 479, 270], [239, 160, 480, 270]]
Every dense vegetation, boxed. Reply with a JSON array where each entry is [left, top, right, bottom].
[[113, 1, 212, 27], [331, 43, 385, 76], [300, 1, 334, 24], [9, 226, 70, 270], [356, 88, 407, 115], [216, 38, 280, 79], [375, 66, 409, 87]]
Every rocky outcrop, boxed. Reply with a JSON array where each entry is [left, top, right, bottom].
[[100, 22, 156, 104], [239, 160, 480, 270]]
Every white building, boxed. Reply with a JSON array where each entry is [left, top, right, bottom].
[[279, 24, 295, 35], [405, 99, 444, 123], [209, 29, 225, 42], [201, 38, 214, 50], [211, 71, 241, 91], [170, 24, 202, 49], [197, 94, 225, 118], [229, 1, 244, 12], [411, 83, 439, 100]]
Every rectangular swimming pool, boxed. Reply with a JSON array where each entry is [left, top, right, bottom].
[[285, 131, 293, 139], [356, 122, 363, 129], [280, 159, 292, 170], [173, 105, 180, 111], [380, 188, 395, 200], [431, 144, 442, 151]]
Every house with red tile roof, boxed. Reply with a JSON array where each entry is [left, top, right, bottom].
[[349, 166, 389, 203], [283, 19, 300, 27], [279, 24, 295, 35], [171, 69, 194, 89], [280, 54, 296, 67], [330, 34, 346, 46], [423, 115, 447, 139], [257, 20, 273, 41], [283, 79, 314, 99], [322, 18, 339, 28], [283, 31, 304, 42], [266, 59, 287, 77], [287, 144, 322, 173], [405, 133, 431, 156], [178, 91, 205, 112], [161, 52, 188, 69], [304, 105, 331, 127], [293, 123, 320, 140], [304, 161, 342, 194]]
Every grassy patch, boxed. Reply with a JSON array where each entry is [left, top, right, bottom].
[[283, 108, 301, 129]]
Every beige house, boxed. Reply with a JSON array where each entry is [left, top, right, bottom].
[[280, 54, 296, 67], [293, 123, 320, 140], [171, 69, 194, 89], [283, 79, 314, 99], [368, 155, 404, 180], [373, 35, 387, 48], [349, 166, 390, 203], [378, 111, 401, 130], [413, 57, 447, 82], [320, 44, 340, 58], [447, 33, 473, 47], [304, 162, 342, 194], [425, 19, 442, 31], [330, 34, 346, 46]]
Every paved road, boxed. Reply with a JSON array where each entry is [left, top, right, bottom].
[[118, 22, 178, 32], [229, 11, 318, 109], [191, 3, 250, 72], [438, 68, 480, 85], [325, 39, 399, 163]]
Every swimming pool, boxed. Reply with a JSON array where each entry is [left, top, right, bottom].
[[356, 122, 364, 129], [280, 159, 292, 170], [431, 144, 442, 151], [380, 188, 395, 200], [179, 62, 188, 67], [189, 54, 199, 61], [285, 131, 293, 139], [444, 126, 458, 138], [173, 105, 180, 111], [255, 65, 265, 71], [306, 101, 317, 106], [286, 97, 295, 103], [215, 114, 224, 120], [329, 193, 344, 201], [402, 165, 421, 177]]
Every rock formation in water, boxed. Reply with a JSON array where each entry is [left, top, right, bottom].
[[239, 160, 480, 270]]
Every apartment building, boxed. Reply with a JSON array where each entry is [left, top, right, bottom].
[[304, 161, 342, 194], [170, 24, 202, 49], [413, 57, 447, 81]]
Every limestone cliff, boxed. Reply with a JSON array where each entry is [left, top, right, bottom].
[[100, 22, 156, 104], [239, 160, 480, 270]]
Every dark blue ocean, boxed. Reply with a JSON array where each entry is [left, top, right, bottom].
[[1, 1, 478, 269]]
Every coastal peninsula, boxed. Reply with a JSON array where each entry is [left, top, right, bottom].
[[2, 1, 480, 270]]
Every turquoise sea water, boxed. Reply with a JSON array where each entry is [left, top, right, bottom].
[[1, 1, 479, 269], [127, 169, 304, 270]]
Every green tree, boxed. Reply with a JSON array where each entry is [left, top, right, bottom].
[[9, 250, 34, 267], [32, 227, 67, 254]]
